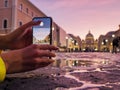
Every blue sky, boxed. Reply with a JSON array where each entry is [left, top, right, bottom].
[[33, 28, 50, 40]]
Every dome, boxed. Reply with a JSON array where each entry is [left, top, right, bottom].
[[86, 31, 93, 38]]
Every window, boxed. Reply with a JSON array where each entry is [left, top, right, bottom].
[[4, 0, 8, 7], [26, 8, 29, 14], [20, 4, 23, 11], [31, 12, 34, 17], [3, 19, 8, 28], [19, 21, 23, 26]]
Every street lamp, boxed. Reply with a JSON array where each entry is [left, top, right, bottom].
[[72, 40, 75, 51], [76, 42, 78, 46], [105, 39, 108, 42], [52, 27, 55, 31], [112, 34, 115, 38], [105, 39, 109, 52], [66, 36, 68, 52], [101, 42, 104, 45], [66, 36, 68, 40], [72, 40, 74, 44]]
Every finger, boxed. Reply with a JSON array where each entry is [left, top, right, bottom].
[[8, 21, 41, 40], [34, 50, 56, 57], [22, 59, 54, 72], [22, 29, 32, 46], [16, 28, 31, 39], [25, 29, 33, 46], [38, 44, 58, 50], [35, 59, 54, 68], [17, 21, 41, 31]]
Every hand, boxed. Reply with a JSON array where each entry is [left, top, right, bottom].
[[0, 21, 41, 50], [0, 44, 58, 74]]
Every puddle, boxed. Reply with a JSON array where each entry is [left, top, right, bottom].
[[52, 53, 119, 90], [52, 58, 113, 72]]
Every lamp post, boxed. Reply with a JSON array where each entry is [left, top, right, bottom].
[[66, 36, 68, 52], [105, 39, 109, 52], [111, 34, 115, 52], [72, 40, 75, 51], [105, 39, 108, 42], [112, 34, 115, 38], [52, 27, 55, 31]]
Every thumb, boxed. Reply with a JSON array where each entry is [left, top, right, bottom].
[[7, 21, 41, 41]]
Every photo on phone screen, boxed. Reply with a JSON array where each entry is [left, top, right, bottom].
[[32, 17, 52, 45]]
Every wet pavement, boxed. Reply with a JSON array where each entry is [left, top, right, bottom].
[[0, 52, 120, 90]]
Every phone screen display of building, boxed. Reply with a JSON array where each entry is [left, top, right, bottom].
[[33, 18, 51, 44]]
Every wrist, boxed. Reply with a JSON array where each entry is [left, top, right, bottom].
[[0, 35, 10, 49], [0, 50, 23, 74]]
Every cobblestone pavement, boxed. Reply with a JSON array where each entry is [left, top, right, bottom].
[[0, 52, 120, 90]]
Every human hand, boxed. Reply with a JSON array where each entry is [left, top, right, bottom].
[[0, 44, 58, 74], [0, 21, 41, 50]]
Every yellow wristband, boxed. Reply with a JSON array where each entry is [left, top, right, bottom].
[[0, 56, 6, 82]]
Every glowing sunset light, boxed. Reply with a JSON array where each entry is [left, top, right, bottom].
[[30, 0, 120, 39]]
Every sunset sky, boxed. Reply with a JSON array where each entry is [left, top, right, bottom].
[[30, 0, 120, 39]]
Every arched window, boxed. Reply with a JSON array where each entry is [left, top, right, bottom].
[[19, 21, 22, 26], [20, 4, 23, 11], [26, 8, 29, 14], [31, 12, 34, 17], [4, 0, 8, 7], [3, 19, 8, 28]]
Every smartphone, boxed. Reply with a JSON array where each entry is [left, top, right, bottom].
[[32, 17, 52, 45]]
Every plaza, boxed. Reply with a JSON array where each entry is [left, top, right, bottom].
[[0, 1, 120, 90], [0, 52, 120, 90], [0, 0, 120, 52]]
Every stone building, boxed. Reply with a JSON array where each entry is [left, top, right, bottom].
[[65, 34, 81, 52], [0, 0, 68, 47], [98, 25, 120, 52], [0, 0, 47, 34], [81, 31, 98, 52]]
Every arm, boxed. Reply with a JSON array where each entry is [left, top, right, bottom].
[[0, 44, 58, 74]]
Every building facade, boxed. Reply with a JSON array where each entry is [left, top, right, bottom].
[[65, 34, 81, 52], [1, 0, 119, 52], [0, 0, 68, 48], [52, 23, 67, 49], [81, 31, 98, 52], [98, 25, 120, 52], [0, 0, 47, 34]]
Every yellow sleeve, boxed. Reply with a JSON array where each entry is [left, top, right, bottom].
[[0, 51, 6, 82]]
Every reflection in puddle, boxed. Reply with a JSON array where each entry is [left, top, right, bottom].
[[52, 58, 113, 71], [52, 53, 119, 90]]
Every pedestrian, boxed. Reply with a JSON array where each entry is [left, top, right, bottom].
[[112, 36, 120, 53], [0, 21, 58, 82]]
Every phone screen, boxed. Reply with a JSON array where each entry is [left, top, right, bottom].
[[32, 17, 52, 45]]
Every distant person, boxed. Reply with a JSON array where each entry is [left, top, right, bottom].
[[112, 36, 120, 53], [0, 21, 58, 82]]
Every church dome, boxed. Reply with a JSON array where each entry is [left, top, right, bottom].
[[86, 31, 94, 38]]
